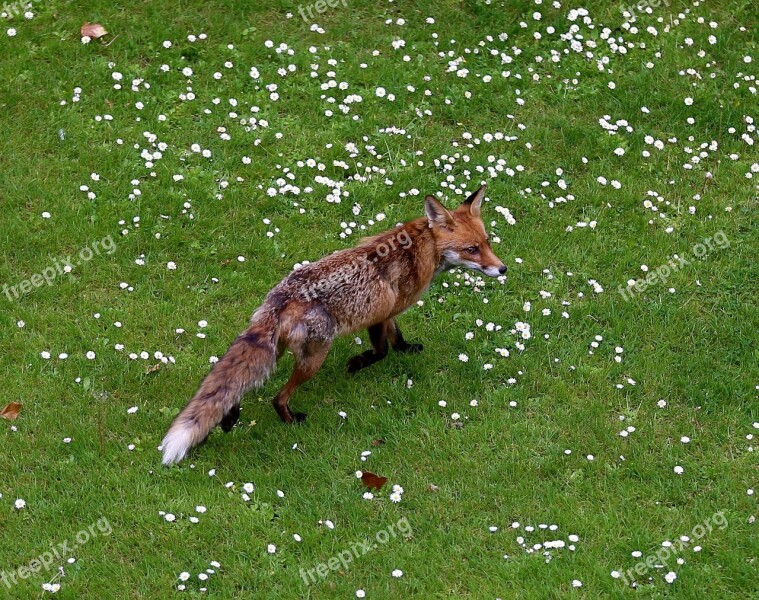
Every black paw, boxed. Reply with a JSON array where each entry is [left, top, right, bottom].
[[347, 354, 367, 374], [397, 342, 423, 354], [220, 404, 241, 432], [293, 412, 308, 423]]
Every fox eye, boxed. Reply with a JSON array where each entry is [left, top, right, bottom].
[[465, 246, 478, 254]]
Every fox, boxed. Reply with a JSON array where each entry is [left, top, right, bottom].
[[161, 184, 506, 465]]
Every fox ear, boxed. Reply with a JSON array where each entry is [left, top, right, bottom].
[[461, 184, 486, 217], [424, 195, 454, 229]]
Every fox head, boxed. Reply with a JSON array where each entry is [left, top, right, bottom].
[[424, 184, 507, 278]]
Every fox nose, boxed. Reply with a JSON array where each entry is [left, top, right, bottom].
[[498, 265, 507, 274]]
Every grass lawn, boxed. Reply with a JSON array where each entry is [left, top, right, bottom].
[[0, 0, 757, 597]]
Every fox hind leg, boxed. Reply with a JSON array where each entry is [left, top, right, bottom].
[[220, 403, 241, 432], [347, 322, 390, 373], [388, 319, 423, 354], [273, 339, 331, 423]]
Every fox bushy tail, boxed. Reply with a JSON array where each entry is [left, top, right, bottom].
[[161, 306, 280, 465]]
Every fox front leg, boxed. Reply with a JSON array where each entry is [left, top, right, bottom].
[[388, 319, 423, 354], [347, 322, 390, 373]]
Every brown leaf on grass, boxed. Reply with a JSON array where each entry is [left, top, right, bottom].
[[81, 22, 108, 39], [371, 438, 385, 447], [1, 402, 22, 420], [145, 363, 161, 374], [360, 471, 388, 491]]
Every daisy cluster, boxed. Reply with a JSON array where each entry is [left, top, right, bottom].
[[175, 560, 221, 593]]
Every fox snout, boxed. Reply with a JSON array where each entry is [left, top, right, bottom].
[[482, 260, 507, 278], [478, 243, 506, 277], [485, 264, 507, 277]]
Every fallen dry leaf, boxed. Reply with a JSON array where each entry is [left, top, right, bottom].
[[80, 22, 108, 39], [371, 438, 385, 447], [1, 402, 22, 420], [360, 471, 388, 491]]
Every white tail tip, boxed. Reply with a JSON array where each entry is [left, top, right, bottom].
[[161, 426, 194, 465]]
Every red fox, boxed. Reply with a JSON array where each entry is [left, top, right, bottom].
[[161, 185, 506, 464]]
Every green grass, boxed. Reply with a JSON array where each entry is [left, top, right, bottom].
[[1, 0, 757, 597]]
